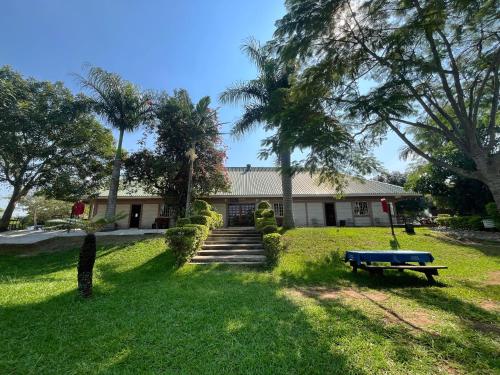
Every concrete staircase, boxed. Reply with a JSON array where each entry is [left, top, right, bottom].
[[190, 227, 266, 265]]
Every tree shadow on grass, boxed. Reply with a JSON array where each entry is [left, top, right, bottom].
[[1, 247, 363, 375], [278, 250, 441, 289]]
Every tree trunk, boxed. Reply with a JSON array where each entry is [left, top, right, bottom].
[[103, 128, 125, 230], [78, 233, 97, 298], [0, 187, 21, 232], [475, 157, 500, 210], [483, 172, 500, 210], [280, 149, 295, 229]]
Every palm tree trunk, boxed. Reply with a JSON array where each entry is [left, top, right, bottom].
[[78, 233, 96, 298], [104, 127, 125, 230], [280, 149, 295, 229], [185, 141, 196, 218]]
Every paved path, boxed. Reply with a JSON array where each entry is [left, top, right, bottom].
[[0, 229, 166, 245]]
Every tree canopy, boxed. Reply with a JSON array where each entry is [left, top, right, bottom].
[[275, 0, 500, 206], [124, 90, 229, 214], [0, 66, 115, 230]]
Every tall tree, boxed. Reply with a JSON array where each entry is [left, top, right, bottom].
[[0, 66, 115, 231], [124, 90, 229, 214], [275, 0, 500, 207], [220, 40, 298, 228], [76, 66, 153, 228], [19, 196, 73, 226]]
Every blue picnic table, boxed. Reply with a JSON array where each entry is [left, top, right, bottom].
[[344, 250, 446, 283]]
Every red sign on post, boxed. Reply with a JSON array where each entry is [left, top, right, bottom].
[[380, 198, 389, 213]]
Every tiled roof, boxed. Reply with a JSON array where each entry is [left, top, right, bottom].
[[98, 167, 419, 198]]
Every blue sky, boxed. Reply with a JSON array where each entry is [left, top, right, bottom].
[[0, 0, 407, 210]]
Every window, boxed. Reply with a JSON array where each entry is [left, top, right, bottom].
[[273, 203, 284, 217], [353, 201, 369, 216], [160, 204, 176, 217]]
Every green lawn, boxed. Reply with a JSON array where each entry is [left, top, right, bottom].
[[1, 228, 499, 374]]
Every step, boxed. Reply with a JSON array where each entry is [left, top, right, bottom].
[[202, 243, 264, 250], [197, 249, 265, 256], [190, 261, 265, 266], [210, 233, 261, 238], [212, 229, 259, 233], [205, 238, 262, 244], [191, 255, 267, 263]]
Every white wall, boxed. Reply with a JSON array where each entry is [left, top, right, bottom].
[[371, 201, 390, 226], [293, 202, 307, 226], [335, 202, 353, 225], [141, 204, 158, 229], [307, 202, 325, 226], [115, 204, 130, 228], [354, 216, 372, 226]]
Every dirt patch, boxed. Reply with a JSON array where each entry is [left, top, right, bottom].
[[382, 308, 435, 332], [468, 321, 500, 336], [479, 299, 500, 312], [484, 271, 500, 286], [288, 287, 390, 302]]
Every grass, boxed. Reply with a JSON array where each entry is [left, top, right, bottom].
[[0, 227, 499, 374]]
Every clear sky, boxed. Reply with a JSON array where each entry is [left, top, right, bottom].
[[0, 0, 407, 210]]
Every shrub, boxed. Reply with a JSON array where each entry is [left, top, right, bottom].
[[485, 202, 500, 229], [193, 199, 211, 212], [211, 211, 224, 228], [261, 209, 275, 218], [438, 215, 484, 230], [254, 209, 265, 218], [262, 233, 284, 265], [199, 209, 212, 217], [435, 215, 452, 227], [190, 215, 211, 227], [257, 201, 272, 210], [176, 218, 191, 227], [261, 224, 278, 234], [256, 217, 277, 231], [165, 224, 209, 265]]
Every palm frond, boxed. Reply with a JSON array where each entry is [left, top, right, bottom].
[[231, 104, 266, 138], [241, 37, 269, 73], [219, 80, 267, 104]]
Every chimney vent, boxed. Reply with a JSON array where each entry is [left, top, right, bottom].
[[245, 164, 251, 172]]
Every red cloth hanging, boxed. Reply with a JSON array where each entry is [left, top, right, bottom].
[[72, 201, 85, 216]]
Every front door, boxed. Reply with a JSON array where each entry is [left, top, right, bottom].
[[325, 203, 336, 226], [228, 203, 255, 226], [129, 204, 142, 228]]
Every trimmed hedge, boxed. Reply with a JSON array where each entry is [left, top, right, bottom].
[[190, 215, 211, 227], [255, 201, 278, 233], [257, 201, 272, 210], [193, 199, 211, 212], [261, 209, 275, 218], [263, 233, 284, 265], [165, 224, 209, 265], [176, 218, 191, 227], [436, 215, 484, 230]]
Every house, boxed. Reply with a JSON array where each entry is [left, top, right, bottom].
[[90, 166, 420, 229]]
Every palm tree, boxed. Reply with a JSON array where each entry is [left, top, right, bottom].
[[220, 40, 296, 228], [76, 67, 152, 229]]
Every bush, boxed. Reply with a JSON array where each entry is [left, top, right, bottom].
[[262, 233, 284, 265], [176, 218, 191, 227], [165, 224, 209, 265], [193, 199, 211, 212], [257, 201, 272, 210], [261, 225, 278, 234], [199, 209, 212, 217], [261, 209, 275, 218], [435, 215, 452, 226], [485, 202, 500, 229], [437, 215, 484, 230], [190, 215, 211, 227]]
